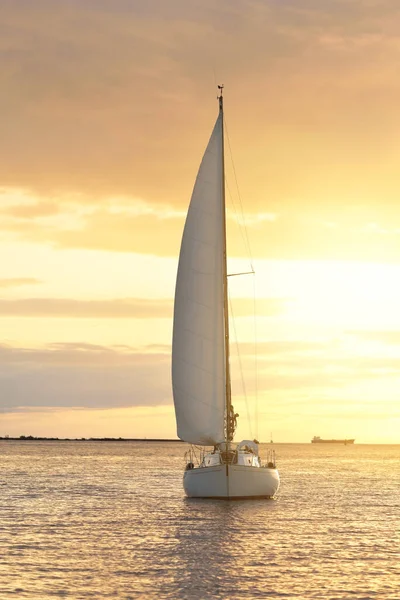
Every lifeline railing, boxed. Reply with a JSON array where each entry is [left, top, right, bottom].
[[184, 446, 277, 469], [264, 449, 276, 468], [184, 445, 206, 467]]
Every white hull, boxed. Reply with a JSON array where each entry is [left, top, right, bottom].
[[183, 464, 280, 499]]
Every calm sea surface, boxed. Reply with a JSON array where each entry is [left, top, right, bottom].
[[1, 441, 399, 599]]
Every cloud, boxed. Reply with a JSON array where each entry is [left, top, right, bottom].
[[2, 1, 400, 264], [0, 278, 42, 288], [348, 330, 400, 345], [255, 352, 400, 374], [0, 342, 169, 366], [0, 342, 171, 411], [258, 394, 400, 421], [230, 339, 400, 393], [237, 340, 331, 356], [1, 202, 59, 219], [1, 0, 400, 218], [5, 198, 400, 261], [0, 298, 173, 318], [0, 296, 289, 318], [1, 338, 399, 421]]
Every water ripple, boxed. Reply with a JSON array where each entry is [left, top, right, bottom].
[[0, 441, 399, 599]]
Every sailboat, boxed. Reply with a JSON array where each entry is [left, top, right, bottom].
[[172, 87, 280, 499]]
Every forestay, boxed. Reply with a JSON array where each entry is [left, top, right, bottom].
[[172, 113, 226, 445]]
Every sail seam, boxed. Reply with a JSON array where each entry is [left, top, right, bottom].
[[173, 355, 224, 377], [177, 325, 224, 342], [172, 387, 225, 412]]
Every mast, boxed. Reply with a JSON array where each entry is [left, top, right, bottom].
[[219, 85, 233, 443]]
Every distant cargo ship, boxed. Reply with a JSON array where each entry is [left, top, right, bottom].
[[311, 436, 355, 445]]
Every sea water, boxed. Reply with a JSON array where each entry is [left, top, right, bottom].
[[0, 441, 399, 599]]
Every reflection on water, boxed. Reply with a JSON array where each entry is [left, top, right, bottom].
[[174, 499, 280, 599], [0, 441, 399, 599]]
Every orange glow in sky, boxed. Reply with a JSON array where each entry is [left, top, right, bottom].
[[1, 1, 400, 442]]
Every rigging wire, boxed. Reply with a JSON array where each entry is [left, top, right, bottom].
[[229, 292, 253, 441], [253, 274, 259, 442], [224, 116, 254, 271], [225, 175, 253, 268], [224, 112, 259, 440]]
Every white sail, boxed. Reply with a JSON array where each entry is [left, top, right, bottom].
[[172, 113, 225, 445]]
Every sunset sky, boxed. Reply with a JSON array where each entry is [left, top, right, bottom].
[[1, 0, 400, 442]]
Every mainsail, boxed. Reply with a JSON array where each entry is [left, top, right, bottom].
[[172, 113, 226, 445]]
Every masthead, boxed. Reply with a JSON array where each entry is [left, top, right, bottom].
[[218, 84, 224, 111]]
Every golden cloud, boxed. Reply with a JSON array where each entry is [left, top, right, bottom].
[[1, 0, 400, 220], [0, 277, 42, 288], [0, 296, 289, 318], [4, 198, 400, 261]]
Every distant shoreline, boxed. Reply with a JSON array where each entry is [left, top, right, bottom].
[[1, 437, 397, 444], [0, 436, 183, 442]]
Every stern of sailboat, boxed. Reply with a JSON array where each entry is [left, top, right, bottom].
[[183, 442, 280, 499]]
